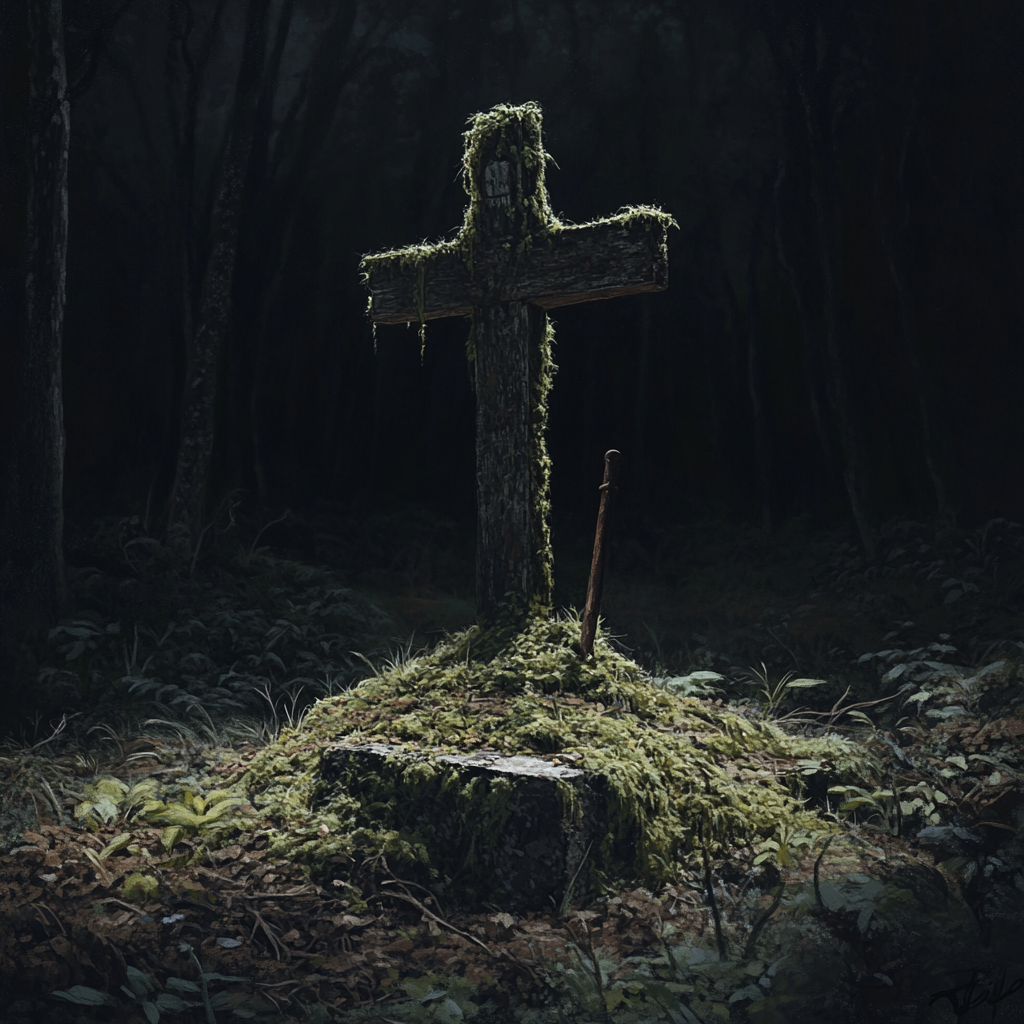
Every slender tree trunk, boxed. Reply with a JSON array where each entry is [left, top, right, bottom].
[[1, 0, 69, 641], [773, 162, 844, 511], [878, 206, 953, 524], [763, 5, 877, 558], [166, 0, 270, 557], [874, 65, 954, 526], [806, 127, 877, 560], [226, 0, 293, 496], [746, 179, 772, 534]]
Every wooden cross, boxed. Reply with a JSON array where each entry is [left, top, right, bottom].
[[361, 102, 673, 625]]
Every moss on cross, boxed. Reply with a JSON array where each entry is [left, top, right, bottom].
[[360, 102, 676, 627]]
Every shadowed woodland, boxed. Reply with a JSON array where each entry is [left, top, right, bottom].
[[1, 1, 1023, 1022]]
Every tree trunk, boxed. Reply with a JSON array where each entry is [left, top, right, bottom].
[[763, 6, 877, 559], [773, 163, 845, 511], [166, 0, 270, 557], [225, 0, 293, 498], [874, 62, 955, 526], [806, 129, 877, 561], [1, 0, 69, 641], [878, 204, 953, 524], [746, 179, 772, 534]]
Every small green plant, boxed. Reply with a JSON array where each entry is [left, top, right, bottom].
[[123, 872, 160, 903], [753, 824, 831, 868], [654, 670, 725, 699], [73, 775, 249, 847], [829, 778, 949, 833], [74, 776, 159, 828], [344, 973, 483, 1022], [140, 787, 246, 834], [746, 663, 826, 717], [827, 784, 894, 826], [49, 944, 261, 1022]]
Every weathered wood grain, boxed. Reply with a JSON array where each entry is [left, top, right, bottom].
[[367, 216, 669, 324], [473, 302, 544, 617]]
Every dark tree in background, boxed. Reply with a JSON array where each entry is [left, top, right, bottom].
[[870, 1, 957, 529], [0, 0, 70, 643], [1, 0, 1022, 648], [164, 0, 272, 558], [761, 0, 879, 557]]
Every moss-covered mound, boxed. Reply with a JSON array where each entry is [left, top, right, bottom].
[[237, 615, 879, 897]]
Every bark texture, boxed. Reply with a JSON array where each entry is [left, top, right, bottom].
[[1, 0, 69, 638], [366, 217, 669, 324], [166, 0, 270, 557], [474, 303, 546, 622]]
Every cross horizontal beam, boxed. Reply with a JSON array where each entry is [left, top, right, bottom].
[[366, 213, 669, 325]]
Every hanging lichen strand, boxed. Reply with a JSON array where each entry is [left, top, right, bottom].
[[530, 316, 557, 618]]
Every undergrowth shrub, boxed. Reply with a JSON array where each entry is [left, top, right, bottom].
[[37, 553, 395, 735]]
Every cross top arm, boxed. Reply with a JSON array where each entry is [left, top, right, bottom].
[[359, 102, 677, 326]]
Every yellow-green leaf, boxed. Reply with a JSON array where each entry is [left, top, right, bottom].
[[161, 826, 186, 852], [203, 789, 239, 806], [125, 779, 159, 806], [92, 778, 129, 800], [75, 797, 120, 825], [149, 806, 205, 829], [197, 797, 244, 823], [98, 833, 133, 860]]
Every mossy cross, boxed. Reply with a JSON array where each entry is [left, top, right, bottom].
[[361, 102, 674, 625]]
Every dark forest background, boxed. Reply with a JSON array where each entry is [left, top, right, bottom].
[[1, 0, 1023, 701]]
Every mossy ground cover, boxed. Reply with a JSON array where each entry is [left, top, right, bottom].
[[235, 614, 876, 902], [1, 503, 1023, 1021]]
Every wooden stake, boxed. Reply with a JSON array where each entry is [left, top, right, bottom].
[[580, 450, 621, 658]]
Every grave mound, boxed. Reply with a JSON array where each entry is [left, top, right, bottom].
[[238, 616, 875, 910]]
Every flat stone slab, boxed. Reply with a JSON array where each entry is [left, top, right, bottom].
[[317, 744, 606, 912]]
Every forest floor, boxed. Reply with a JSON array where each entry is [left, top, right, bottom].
[[1, 501, 1023, 1023]]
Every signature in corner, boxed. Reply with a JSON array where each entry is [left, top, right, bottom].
[[929, 965, 1024, 1020]]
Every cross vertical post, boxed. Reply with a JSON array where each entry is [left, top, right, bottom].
[[360, 102, 673, 626]]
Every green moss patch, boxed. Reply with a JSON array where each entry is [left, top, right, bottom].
[[235, 615, 880, 900]]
